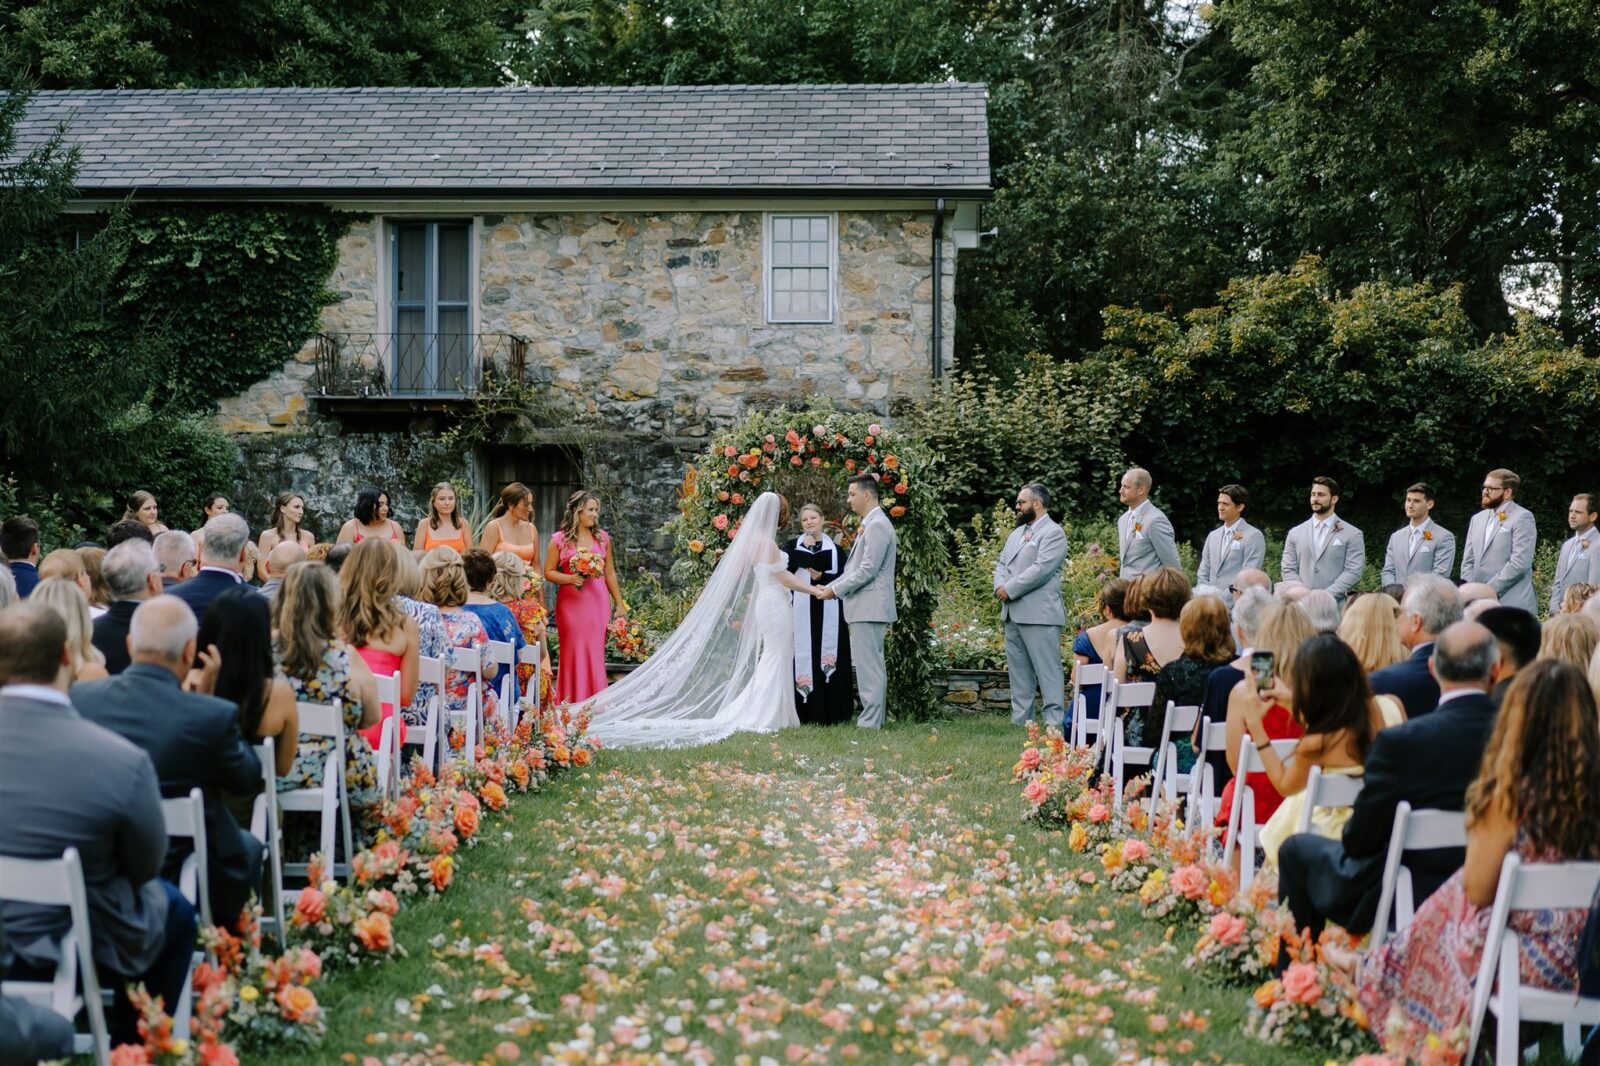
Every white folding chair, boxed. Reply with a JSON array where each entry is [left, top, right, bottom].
[[159, 787, 209, 1037], [1188, 716, 1231, 844], [1146, 702, 1201, 819], [1106, 681, 1155, 809], [1068, 662, 1106, 747], [0, 849, 110, 1065], [280, 700, 353, 882], [1222, 736, 1300, 889], [372, 670, 402, 803], [417, 655, 445, 772], [517, 642, 543, 715], [249, 737, 286, 939], [1370, 802, 1468, 946], [1292, 766, 1366, 834], [487, 639, 516, 729], [446, 646, 483, 762], [1465, 855, 1600, 1064]]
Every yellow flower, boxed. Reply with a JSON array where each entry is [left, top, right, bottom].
[[240, 985, 260, 1002], [1068, 824, 1089, 852]]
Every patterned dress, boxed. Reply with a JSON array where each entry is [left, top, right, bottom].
[[1357, 834, 1586, 1044], [438, 607, 494, 725], [465, 601, 526, 703], [275, 640, 381, 852], [398, 595, 446, 728], [505, 595, 555, 707]]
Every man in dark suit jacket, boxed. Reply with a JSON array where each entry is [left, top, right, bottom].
[[168, 514, 250, 627], [1279, 620, 1500, 937], [73, 595, 264, 930], [90, 540, 165, 675], [0, 604, 195, 1048], [1370, 573, 1463, 718], [1, 516, 40, 599]]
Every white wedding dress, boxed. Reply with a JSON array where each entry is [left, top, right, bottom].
[[585, 492, 803, 748]]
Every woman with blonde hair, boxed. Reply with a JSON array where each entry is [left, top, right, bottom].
[[1559, 582, 1597, 614], [1338, 592, 1406, 673], [1217, 601, 1314, 827], [30, 577, 109, 682], [544, 490, 625, 705], [78, 545, 111, 613], [1537, 611, 1600, 673], [419, 546, 499, 726], [338, 539, 419, 750], [413, 481, 474, 554], [492, 550, 553, 707], [393, 544, 447, 728], [122, 490, 169, 535]]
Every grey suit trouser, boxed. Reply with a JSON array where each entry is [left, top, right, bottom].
[[850, 622, 889, 728], [1004, 621, 1064, 727]]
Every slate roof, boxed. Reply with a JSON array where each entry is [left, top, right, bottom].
[[16, 84, 990, 198]]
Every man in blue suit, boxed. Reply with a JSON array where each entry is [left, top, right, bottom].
[[1370, 573, 1463, 718], [2, 516, 40, 599], [168, 513, 250, 627]]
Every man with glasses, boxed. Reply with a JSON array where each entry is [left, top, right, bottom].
[[1459, 468, 1538, 613], [994, 484, 1068, 728], [1380, 482, 1457, 585], [1196, 484, 1265, 605], [1371, 573, 1465, 718], [1549, 493, 1600, 615]]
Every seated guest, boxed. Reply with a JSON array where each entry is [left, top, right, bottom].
[[1560, 581, 1598, 614], [1300, 589, 1341, 634], [37, 549, 91, 603], [79, 546, 110, 617], [1338, 591, 1406, 673], [105, 520, 154, 550], [2, 516, 40, 599], [1233, 567, 1272, 599], [72, 596, 264, 931], [1371, 574, 1462, 718], [185, 587, 297, 827], [169, 513, 250, 626], [1144, 595, 1234, 774], [462, 547, 526, 704], [324, 542, 352, 573], [1195, 586, 1275, 790], [0, 604, 194, 1049], [419, 547, 500, 728], [273, 561, 382, 852], [338, 539, 418, 749], [92, 540, 164, 674], [1278, 620, 1501, 937], [393, 547, 446, 731], [0, 925, 74, 1062], [1476, 606, 1539, 705], [1113, 568, 1190, 744], [1330, 659, 1600, 1048], [493, 551, 555, 709], [1536, 611, 1599, 673], [152, 530, 198, 589], [1073, 577, 1133, 727], [1378, 583, 1406, 604], [1217, 602, 1314, 827], [1458, 581, 1499, 612], [0, 567, 15, 609], [304, 542, 333, 563], [257, 541, 305, 604], [1251, 634, 1404, 867], [30, 578, 109, 682]]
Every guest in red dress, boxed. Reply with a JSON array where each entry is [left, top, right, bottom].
[[1215, 601, 1314, 827], [544, 491, 626, 705], [338, 539, 418, 750]]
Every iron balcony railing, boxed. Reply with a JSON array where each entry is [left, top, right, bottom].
[[312, 332, 531, 398]]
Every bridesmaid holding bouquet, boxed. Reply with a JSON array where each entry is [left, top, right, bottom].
[[544, 491, 626, 705]]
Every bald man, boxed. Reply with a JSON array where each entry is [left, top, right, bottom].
[[258, 541, 305, 604], [1116, 467, 1180, 577]]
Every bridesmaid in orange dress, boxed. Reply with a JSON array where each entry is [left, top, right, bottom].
[[545, 491, 626, 705], [479, 482, 541, 573], [413, 481, 474, 555]]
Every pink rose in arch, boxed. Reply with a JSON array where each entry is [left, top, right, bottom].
[[724, 445, 737, 457], [712, 514, 729, 531], [868, 423, 883, 436]]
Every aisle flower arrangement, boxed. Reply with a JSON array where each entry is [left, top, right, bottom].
[[1012, 721, 1098, 829]]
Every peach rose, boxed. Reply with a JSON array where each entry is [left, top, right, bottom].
[[295, 947, 322, 981], [1281, 961, 1322, 1005], [198, 1041, 240, 1066], [353, 911, 394, 953], [1087, 803, 1111, 824], [366, 889, 400, 916], [277, 982, 320, 1022], [1170, 864, 1208, 900], [712, 514, 730, 531], [1019, 747, 1042, 770], [1208, 911, 1247, 946], [480, 782, 508, 811], [1252, 979, 1281, 1009], [110, 1045, 152, 1066], [292, 887, 327, 926], [1022, 780, 1049, 804], [455, 804, 480, 838], [1122, 839, 1150, 863], [572, 747, 592, 767]]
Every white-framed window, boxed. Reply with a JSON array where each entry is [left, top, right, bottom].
[[764, 213, 836, 324]]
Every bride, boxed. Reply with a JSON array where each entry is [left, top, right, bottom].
[[584, 492, 826, 748]]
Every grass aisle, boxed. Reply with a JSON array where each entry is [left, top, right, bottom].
[[305, 717, 1325, 1065]]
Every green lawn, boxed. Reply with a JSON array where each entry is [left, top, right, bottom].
[[300, 715, 1341, 1065]]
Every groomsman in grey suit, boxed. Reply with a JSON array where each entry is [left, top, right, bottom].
[[1380, 483, 1457, 585], [993, 483, 1069, 727], [1549, 493, 1600, 614], [1281, 476, 1366, 603], [1116, 467, 1180, 577], [1460, 468, 1538, 614], [820, 475, 898, 729], [1195, 484, 1266, 604]]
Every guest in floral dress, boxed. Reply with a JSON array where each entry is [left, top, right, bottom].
[[271, 560, 383, 854], [490, 550, 554, 707], [418, 546, 499, 729], [462, 548, 526, 705], [393, 546, 447, 728], [1332, 660, 1600, 1052]]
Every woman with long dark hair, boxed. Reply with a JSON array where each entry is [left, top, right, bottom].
[[259, 491, 316, 557], [336, 484, 403, 545], [543, 490, 625, 705]]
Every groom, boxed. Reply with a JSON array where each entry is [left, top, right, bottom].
[[819, 474, 898, 729]]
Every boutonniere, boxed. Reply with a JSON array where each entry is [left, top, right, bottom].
[[1497, 511, 1507, 523], [1422, 530, 1434, 542], [1332, 521, 1344, 534], [1231, 530, 1244, 542], [1023, 531, 1034, 544], [1582, 538, 1592, 551], [1133, 522, 1143, 535]]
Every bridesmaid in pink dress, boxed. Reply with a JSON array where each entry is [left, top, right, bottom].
[[544, 491, 627, 705]]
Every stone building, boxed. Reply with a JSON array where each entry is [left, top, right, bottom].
[[27, 84, 991, 554]]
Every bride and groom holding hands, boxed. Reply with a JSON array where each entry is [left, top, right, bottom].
[[587, 475, 897, 749]]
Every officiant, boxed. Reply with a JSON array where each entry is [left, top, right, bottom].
[[784, 503, 854, 724]]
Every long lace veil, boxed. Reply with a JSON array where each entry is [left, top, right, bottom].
[[584, 492, 781, 748]]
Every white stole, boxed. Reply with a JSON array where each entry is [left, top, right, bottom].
[[791, 533, 841, 699]]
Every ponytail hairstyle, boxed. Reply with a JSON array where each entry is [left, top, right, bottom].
[[559, 490, 601, 543], [488, 482, 533, 522]]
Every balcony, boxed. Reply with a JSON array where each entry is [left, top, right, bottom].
[[310, 331, 534, 417]]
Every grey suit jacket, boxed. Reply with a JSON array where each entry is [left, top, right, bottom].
[[1460, 501, 1537, 613], [1380, 521, 1457, 585], [994, 515, 1067, 626], [1118, 503, 1180, 577], [832, 508, 898, 624], [0, 691, 169, 976], [1195, 520, 1266, 596], [1281, 515, 1366, 599], [1549, 529, 1600, 614]]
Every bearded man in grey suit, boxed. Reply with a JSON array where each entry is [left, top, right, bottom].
[[1381, 482, 1457, 585], [1460, 468, 1538, 614], [819, 475, 897, 729], [1116, 467, 1180, 578], [1281, 476, 1366, 604], [1196, 484, 1265, 604], [994, 483, 1068, 727], [1549, 493, 1600, 614]]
